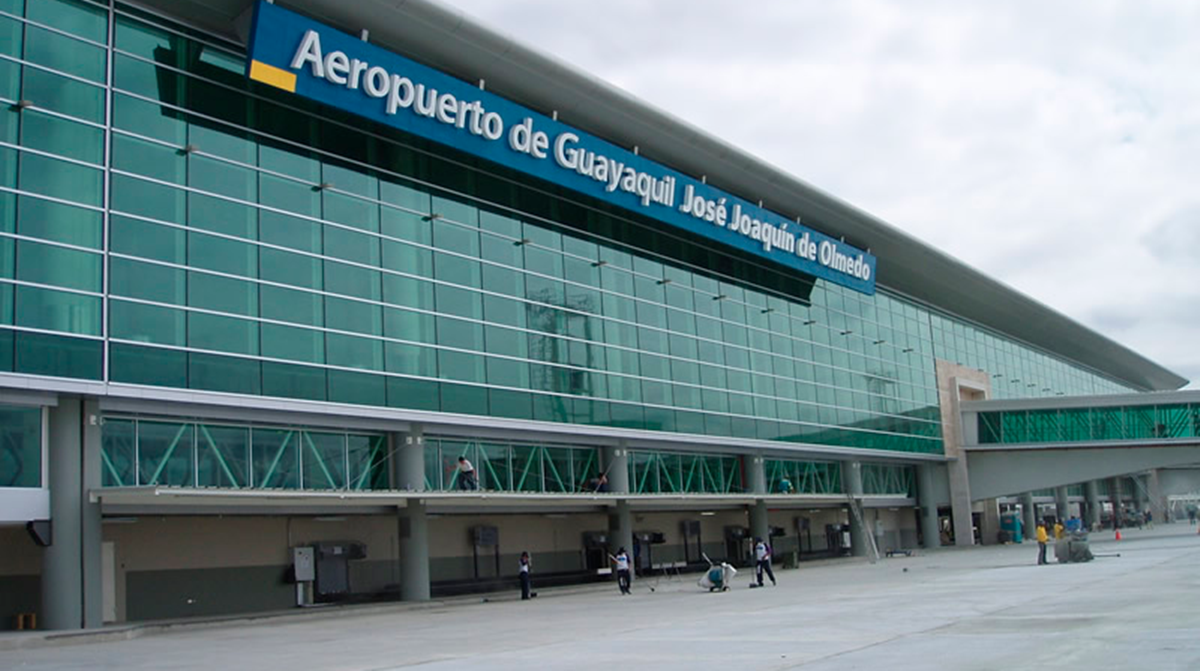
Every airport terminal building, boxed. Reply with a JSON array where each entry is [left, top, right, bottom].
[[0, 0, 1188, 629]]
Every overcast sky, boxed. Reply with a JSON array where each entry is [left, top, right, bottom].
[[440, 0, 1200, 389]]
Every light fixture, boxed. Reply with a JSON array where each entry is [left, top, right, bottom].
[[761, 307, 775, 314], [313, 182, 334, 191], [804, 319, 817, 325], [591, 259, 608, 268], [902, 347, 914, 353], [700, 511, 716, 516], [873, 339, 886, 345], [422, 213, 442, 221], [513, 238, 531, 246], [12, 99, 33, 111], [657, 278, 672, 285], [713, 294, 728, 301], [840, 329, 853, 336]]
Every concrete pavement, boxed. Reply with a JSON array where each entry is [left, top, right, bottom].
[[4, 524, 1199, 669]]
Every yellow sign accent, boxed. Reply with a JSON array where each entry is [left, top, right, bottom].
[[249, 60, 297, 93]]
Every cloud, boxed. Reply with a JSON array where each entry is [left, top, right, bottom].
[[444, 0, 1200, 388]]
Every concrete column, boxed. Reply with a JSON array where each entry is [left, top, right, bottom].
[[1135, 474, 1152, 517], [746, 454, 769, 546], [916, 464, 940, 549], [1108, 477, 1124, 528], [601, 444, 630, 494], [1146, 470, 1167, 523], [392, 428, 429, 601], [842, 461, 869, 557], [747, 453, 767, 495], [391, 426, 425, 492], [1054, 486, 1070, 522], [397, 500, 430, 601], [978, 499, 1001, 545], [610, 499, 634, 581], [603, 445, 634, 582], [1084, 481, 1102, 530], [1020, 492, 1037, 539], [750, 500, 770, 548], [42, 397, 103, 630]]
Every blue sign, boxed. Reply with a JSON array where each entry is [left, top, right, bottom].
[[246, 1, 876, 294]]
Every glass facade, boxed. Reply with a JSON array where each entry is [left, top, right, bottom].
[[424, 438, 600, 493], [0, 1, 1136, 461], [0, 403, 41, 487], [978, 402, 1200, 445], [766, 458, 841, 495], [100, 416, 389, 490]]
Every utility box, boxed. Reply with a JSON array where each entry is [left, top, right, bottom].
[[292, 546, 316, 606], [312, 541, 367, 602], [293, 546, 316, 582]]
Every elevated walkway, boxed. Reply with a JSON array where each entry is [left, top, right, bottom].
[[960, 390, 1200, 500]]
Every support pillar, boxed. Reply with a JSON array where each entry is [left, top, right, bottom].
[[978, 499, 1001, 545], [604, 445, 633, 583], [392, 428, 429, 601], [1021, 492, 1037, 539], [842, 461, 868, 557], [611, 499, 633, 580], [397, 500, 430, 602], [916, 464, 940, 549], [1146, 470, 1167, 523], [601, 444, 630, 494], [1054, 486, 1070, 523], [1085, 481, 1102, 530], [747, 454, 769, 548], [1108, 477, 1124, 528], [42, 397, 103, 630]]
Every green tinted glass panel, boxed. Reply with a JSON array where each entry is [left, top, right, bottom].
[[261, 322, 324, 364], [252, 428, 299, 489], [0, 404, 41, 487], [17, 196, 101, 248], [109, 257, 185, 305], [27, 0, 107, 42], [22, 67, 104, 123], [14, 285, 99, 334], [111, 174, 184, 223], [196, 424, 249, 488], [110, 300, 184, 346], [187, 232, 256, 278], [101, 418, 135, 487], [302, 431, 345, 490], [261, 284, 322, 327], [188, 312, 258, 355], [188, 272, 257, 316], [19, 152, 101, 205], [262, 361, 327, 401], [190, 352, 261, 395], [109, 342, 187, 388], [137, 422, 194, 486], [20, 111, 103, 164]]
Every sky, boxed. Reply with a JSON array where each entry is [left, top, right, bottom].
[[438, 0, 1200, 389]]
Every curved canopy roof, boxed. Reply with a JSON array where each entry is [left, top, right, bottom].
[[147, 0, 1187, 391]]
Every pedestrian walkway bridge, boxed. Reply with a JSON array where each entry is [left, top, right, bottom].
[[960, 389, 1200, 500]]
